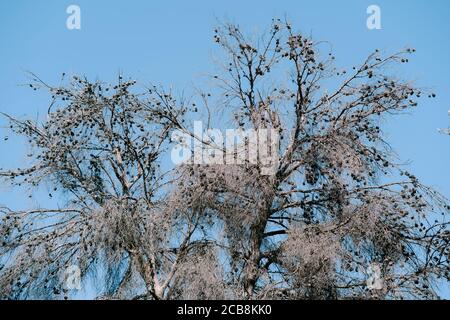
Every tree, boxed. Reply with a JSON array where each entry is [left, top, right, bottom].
[[0, 19, 449, 300]]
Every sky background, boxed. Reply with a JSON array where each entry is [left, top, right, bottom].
[[0, 0, 448, 298]]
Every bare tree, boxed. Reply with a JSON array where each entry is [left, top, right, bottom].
[[0, 19, 449, 300], [0, 75, 209, 299]]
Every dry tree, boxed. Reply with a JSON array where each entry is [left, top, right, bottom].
[[0, 19, 449, 300], [168, 19, 450, 299], [0, 75, 209, 299]]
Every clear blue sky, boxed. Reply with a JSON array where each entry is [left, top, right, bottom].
[[0, 0, 448, 298]]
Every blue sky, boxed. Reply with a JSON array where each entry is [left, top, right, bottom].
[[0, 0, 449, 298]]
